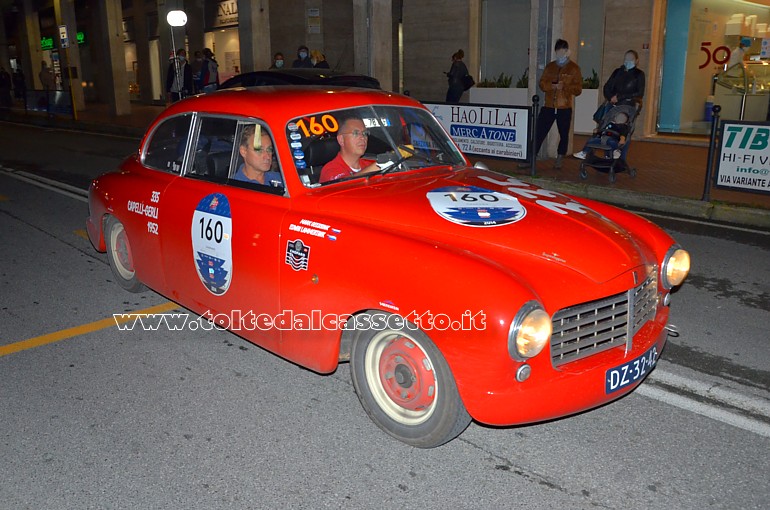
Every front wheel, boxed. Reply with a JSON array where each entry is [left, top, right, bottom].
[[105, 216, 146, 293], [350, 314, 471, 448]]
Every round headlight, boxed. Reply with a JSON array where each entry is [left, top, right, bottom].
[[662, 246, 691, 289], [508, 302, 552, 360]]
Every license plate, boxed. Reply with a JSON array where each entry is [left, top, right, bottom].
[[605, 346, 658, 394]]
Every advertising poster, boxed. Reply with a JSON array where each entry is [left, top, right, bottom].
[[423, 103, 530, 161], [715, 120, 770, 195]]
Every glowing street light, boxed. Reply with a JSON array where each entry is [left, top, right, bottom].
[[167, 10, 188, 101]]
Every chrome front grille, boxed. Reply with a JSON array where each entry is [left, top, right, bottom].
[[550, 274, 657, 367]]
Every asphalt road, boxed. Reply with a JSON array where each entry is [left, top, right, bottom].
[[1, 124, 769, 509]]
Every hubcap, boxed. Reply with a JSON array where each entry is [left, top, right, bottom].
[[111, 223, 135, 279], [365, 332, 437, 425]]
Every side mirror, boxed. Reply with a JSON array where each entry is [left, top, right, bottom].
[[473, 161, 490, 171]]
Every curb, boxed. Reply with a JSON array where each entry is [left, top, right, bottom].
[[522, 176, 770, 230]]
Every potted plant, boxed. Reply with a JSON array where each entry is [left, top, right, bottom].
[[470, 71, 527, 106]]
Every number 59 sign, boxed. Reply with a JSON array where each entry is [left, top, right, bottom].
[[700, 42, 731, 69]]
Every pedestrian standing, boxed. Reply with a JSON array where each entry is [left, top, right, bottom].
[[520, 39, 582, 169], [165, 48, 192, 103], [603, 49, 645, 110], [445, 49, 469, 103], [201, 48, 219, 93], [270, 52, 285, 69], [0, 67, 12, 109], [292, 46, 313, 68], [191, 50, 204, 93], [39, 61, 55, 115], [12, 68, 26, 105]]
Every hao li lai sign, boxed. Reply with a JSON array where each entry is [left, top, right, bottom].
[[424, 103, 530, 161], [715, 120, 770, 196]]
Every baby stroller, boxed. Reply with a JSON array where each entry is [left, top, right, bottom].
[[578, 104, 639, 184]]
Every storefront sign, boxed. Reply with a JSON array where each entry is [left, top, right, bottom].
[[424, 103, 530, 161], [41, 31, 84, 50], [715, 120, 770, 195], [213, 1, 238, 28]]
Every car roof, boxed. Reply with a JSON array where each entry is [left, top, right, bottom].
[[150, 87, 422, 132]]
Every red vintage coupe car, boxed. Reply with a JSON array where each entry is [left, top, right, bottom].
[[87, 87, 690, 447]]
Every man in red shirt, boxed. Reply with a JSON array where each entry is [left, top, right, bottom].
[[319, 117, 379, 183]]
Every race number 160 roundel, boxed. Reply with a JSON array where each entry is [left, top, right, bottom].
[[426, 186, 526, 227], [192, 193, 233, 295]]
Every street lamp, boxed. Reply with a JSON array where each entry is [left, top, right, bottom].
[[167, 10, 188, 101]]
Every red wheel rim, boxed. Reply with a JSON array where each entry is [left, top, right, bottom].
[[377, 335, 436, 413]]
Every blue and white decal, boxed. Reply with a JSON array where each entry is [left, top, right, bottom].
[[192, 193, 233, 295], [426, 186, 526, 227]]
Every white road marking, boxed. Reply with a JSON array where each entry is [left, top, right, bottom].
[[639, 210, 770, 236], [650, 369, 770, 416], [638, 368, 770, 439], [0, 167, 88, 203]]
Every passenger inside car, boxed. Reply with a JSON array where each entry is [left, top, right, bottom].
[[233, 124, 284, 188]]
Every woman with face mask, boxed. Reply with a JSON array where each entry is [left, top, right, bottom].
[[603, 50, 645, 110], [520, 38, 583, 169], [270, 52, 285, 69]]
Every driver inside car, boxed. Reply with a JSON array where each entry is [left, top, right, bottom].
[[319, 116, 412, 183]]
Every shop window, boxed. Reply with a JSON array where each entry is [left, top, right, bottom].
[[659, 0, 770, 134], [480, 0, 530, 87]]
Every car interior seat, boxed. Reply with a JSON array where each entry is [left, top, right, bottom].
[[302, 137, 341, 184], [206, 152, 233, 180]]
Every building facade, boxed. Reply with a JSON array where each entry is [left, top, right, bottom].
[[1, 0, 768, 141]]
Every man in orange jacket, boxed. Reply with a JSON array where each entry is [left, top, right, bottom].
[[521, 39, 582, 169]]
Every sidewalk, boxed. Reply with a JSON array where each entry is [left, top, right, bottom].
[[2, 101, 770, 229]]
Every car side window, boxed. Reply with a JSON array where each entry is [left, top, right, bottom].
[[228, 122, 285, 195], [188, 116, 238, 181], [143, 114, 193, 174]]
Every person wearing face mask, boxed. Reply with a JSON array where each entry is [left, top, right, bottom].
[[520, 39, 582, 169], [603, 50, 645, 110], [165, 48, 193, 103], [270, 52, 285, 69], [292, 46, 313, 68]]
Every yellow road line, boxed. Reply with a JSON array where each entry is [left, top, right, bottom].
[[74, 229, 89, 240], [0, 301, 179, 358], [0, 194, 8, 201]]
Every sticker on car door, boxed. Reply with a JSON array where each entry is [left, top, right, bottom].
[[192, 193, 233, 295]]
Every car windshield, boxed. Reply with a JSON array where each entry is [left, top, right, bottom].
[[285, 105, 466, 187]]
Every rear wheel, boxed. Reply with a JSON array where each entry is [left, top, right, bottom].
[[105, 216, 146, 293], [350, 314, 471, 448]]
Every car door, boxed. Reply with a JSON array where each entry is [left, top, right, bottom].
[[159, 115, 289, 352], [116, 113, 192, 292]]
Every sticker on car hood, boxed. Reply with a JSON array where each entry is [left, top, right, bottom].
[[426, 186, 526, 227]]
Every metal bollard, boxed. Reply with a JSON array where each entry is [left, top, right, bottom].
[[530, 95, 540, 176], [702, 104, 721, 202]]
